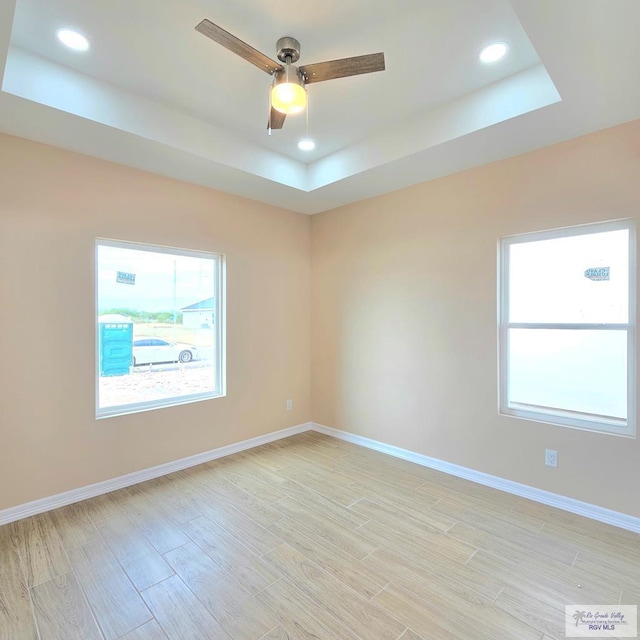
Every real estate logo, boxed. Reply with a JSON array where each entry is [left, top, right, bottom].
[[566, 605, 637, 637]]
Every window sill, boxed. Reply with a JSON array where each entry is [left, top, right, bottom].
[[500, 404, 635, 438]]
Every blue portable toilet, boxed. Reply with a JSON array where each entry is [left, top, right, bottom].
[[99, 317, 133, 376]]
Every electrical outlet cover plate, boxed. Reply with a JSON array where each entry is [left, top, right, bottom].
[[545, 448, 558, 467]]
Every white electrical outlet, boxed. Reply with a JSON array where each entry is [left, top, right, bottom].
[[286, 399, 293, 411], [545, 449, 558, 468]]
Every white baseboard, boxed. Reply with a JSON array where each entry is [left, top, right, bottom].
[[4, 419, 638, 534], [312, 422, 640, 534], [0, 422, 312, 527]]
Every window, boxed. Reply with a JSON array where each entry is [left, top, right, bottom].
[[499, 220, 636, 436], [96, 239, 225, 418]]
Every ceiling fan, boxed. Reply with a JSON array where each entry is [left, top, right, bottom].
[[195, 19, 386, 131]]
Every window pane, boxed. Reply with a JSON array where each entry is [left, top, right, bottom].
[[509, 229, 629, 323], [508, 328, 627, 420], [97, 243, 220, 415]]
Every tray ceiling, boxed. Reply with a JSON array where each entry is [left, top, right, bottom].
[[1, 0, 639, 214]]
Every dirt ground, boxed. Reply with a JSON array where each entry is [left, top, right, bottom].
[[99, 363, 216, 408]]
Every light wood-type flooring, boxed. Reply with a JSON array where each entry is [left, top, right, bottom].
[[1, 431, 638, 640]]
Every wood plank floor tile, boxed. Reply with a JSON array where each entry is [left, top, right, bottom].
[[258, 625, 290, 640], [240, 444, 300, 471], [133, 476, 204, 525], [10, 513, 71, 587], [275, 441, 351, 469], [468, 549, 621, 608], [512, 500, 639, 549], [357, 518, 476, 566], [362, 546, 504, 602], [215, 464, 288, 504], [0, 528, 38, 640], [194, 474, 285, 529], [572, 550, 640, 589], [277, 459, 359, 489], [448, 521, 578, 566], [2, 433, 636, 640], [255, 578, 362, 640], [181, 515, 280, 594], [117, 487, 190, 555], [117, 620, 169, 640], [83, 489, 131, 525], [97, 514, 174, 592], [398, 629, 425, 640], [220, 453, 296, 489], [374, 580, 542, 640], [141, 575, 227, 640], [398, 630, 429, 640], [183, 482, 284, 556], [372, 581, 487, 640], [272, 480, 368, 530], [418, 473, 523, 509], [348, 479, 443, 515], [621, 584, 639, 606], [67, 539, 152, 640], [274, 496, 378, 560], [431, 497, 545, 535], [294, 431, 356, 453], [350, 496, 456, 535], [331, 453, 426, 490], [268, 517, 390, 599], [274, 464, 363, 509], [494, 586, 571, 639], [48, 502, 99, 550], [541, 521, 640, 564], [262, 543, 405, 640], [164, 542, 277, 638], [31, 573, 104, 640]]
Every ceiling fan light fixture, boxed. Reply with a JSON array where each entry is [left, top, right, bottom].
[[195, 19, 386, 129], [271, 66, 307, 115]]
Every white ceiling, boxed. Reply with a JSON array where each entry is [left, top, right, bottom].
[[1, 0, 640, 214]]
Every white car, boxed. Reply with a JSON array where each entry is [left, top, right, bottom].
[[132, 338, 198, 365]]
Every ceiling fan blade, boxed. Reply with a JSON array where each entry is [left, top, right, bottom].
[[195, 19, 282, 75], [299, 52, 385, 84], [268, 108, 286, 130]]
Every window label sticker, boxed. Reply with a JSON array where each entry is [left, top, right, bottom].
[[116, 271, 136, 285], [584, 266, 610, 281]]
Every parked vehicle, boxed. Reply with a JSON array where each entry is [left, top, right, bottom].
[[132, 338, 198, 365]]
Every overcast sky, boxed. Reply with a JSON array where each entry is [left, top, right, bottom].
[[509, 228, 628, 325], [97, 244, 215, 312]]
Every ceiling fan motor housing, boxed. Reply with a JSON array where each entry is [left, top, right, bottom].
[[276, 37, 301, 63]]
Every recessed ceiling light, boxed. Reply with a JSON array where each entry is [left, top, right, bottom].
[[298, 139, 315, 151], [56, 28, 90, 52], [479, 42, 508, 64]]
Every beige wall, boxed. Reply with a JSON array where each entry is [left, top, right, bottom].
[[0, 134, 311, 511], [311, 119, 640, 518], [3, 120, 639, 519]]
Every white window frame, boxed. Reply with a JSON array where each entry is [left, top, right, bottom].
[[498, 219, 636, 437], [95, 238, 226, 419]]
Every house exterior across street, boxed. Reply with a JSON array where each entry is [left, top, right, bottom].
[[181, 297, 215, 328]]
